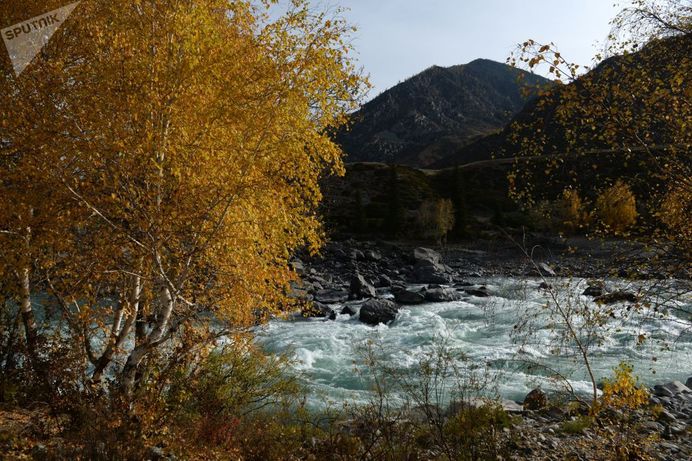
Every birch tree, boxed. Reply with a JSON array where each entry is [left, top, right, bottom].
[[0, 0, 367, 395]]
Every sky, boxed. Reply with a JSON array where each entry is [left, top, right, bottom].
[[325, 0, 623, 99]]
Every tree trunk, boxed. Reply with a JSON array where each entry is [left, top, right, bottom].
[[92, 275, 141, 382], [121, 279, 174, 395], [20, 264, 39, 362]]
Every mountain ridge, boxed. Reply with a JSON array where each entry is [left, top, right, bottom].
[[336, 59, 551, 167]]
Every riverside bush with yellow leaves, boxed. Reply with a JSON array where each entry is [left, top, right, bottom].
[[590, 363, 657, 461], [594, 181, 638, 235], [554, 188, 591, 234]]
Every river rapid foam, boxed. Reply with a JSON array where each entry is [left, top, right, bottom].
[[255, 277, 692, 408]]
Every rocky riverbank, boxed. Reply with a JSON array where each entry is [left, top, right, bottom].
[[289, 237, 688, 324], [500, 380, 692, 461], [285, 238, 691, 459]]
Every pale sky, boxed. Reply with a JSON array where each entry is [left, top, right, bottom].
[[328, 0, 623, 98]]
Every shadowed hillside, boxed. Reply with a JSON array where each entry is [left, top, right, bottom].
[[336, 59, 549, 167]]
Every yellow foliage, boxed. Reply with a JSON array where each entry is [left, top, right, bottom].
[[0, 0, 367, 390], [555, 188, 590, 233], [595, 181, 638, 234], [597, 362, 649, 414], [658, 176, 692, 253]]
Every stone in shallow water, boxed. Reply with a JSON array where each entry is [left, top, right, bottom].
[[462, 287, 490, 297], [359, 298, 398, 326], [392, 286, 426, 304], [424, 287, 462, 302], [582, 285, 603, 297], [594, 290, 639, 304], [341, 305, 358, 316], [302, 302, 335, 319]]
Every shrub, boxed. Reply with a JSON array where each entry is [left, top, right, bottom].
[[592, 363, 656, 461], [555, 188, 590, 233], [658, 177, 692, 255], [561, 415, 592, 434], [596, 362, 649, 414], [594, 181, 638, 234]]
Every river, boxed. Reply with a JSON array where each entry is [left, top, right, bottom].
[[256, 277, 692, 408]]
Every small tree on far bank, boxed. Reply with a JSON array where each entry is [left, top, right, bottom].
[[594, 181, 638, 234], [555, 188, 590, 234]]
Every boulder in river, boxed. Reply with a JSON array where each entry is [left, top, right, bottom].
[[413, 247, 441, 266], [376, 274, 393, 288], [413, 265, 452, 284], [424, 287, 462, 302], [594, 290, 639, 304], [349, 273, 377, 300], [462, 286, 490, 298], [582, 285, 604, 297], [359, 299, 399, 325], [392, 286, 426, 305], [341, 305, 358, 316]]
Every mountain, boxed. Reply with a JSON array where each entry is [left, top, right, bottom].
[[335, 59, 550, 167], [432, 34, 691, 169]]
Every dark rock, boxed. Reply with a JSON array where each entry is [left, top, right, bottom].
[[654, 381, 691, 397], [539, 282, 551, 290], [350, 249, 365, 261], [462, 287, 490, 297], [364, 249, 382, 261], [288, 281, 311, 301], [582, 285, 604, 297], [641, 421, 665, 433], [349, 273, 377, 300], [32, 444, 48, 459], [594, 290, 639, 304], [686, 377, 692, 389], [392, 286, 426, 304], [302, 302, 335, 319], [376, 274, 393, 288], [341, 305, 358, 316], [413, 264, 452, 284], [359, 299, 399, 325], [413, 247, 442, 266], [314, 288, 348, 304], [424, 287, 462, 302], [523, 388, 548, 411]]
